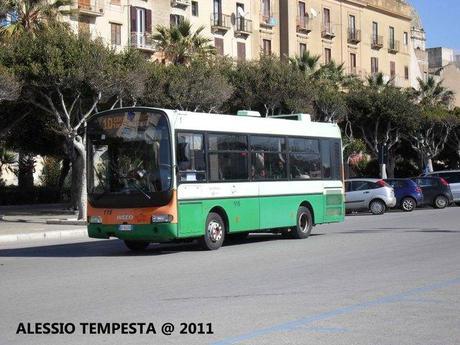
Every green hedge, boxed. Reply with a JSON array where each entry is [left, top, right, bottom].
[[0, 186, 70, 205]]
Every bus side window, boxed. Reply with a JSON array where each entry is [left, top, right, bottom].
[[177, 133, 206, 182]]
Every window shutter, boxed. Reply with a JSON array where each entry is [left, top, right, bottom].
[[130, 6, 137, 32], [215, 38, 224, 55], [237, 42, 246, 61], [146, 9, 152, 33]]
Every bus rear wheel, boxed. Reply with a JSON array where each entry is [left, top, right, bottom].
[[200, 212, 225, 250], [290, 206, 313, 239], [124, 240, 150, 252]]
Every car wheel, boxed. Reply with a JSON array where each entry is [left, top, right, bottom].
[[124, 240, 149, 252], [369, 200, 386, 215], [401, 197, 416, 212], [200, 212, 225, 250], [290, 206, 313, 239], [434, 195, 448, 209]]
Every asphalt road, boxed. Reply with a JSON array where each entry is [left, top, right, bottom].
[[1, 207, 459, 345]]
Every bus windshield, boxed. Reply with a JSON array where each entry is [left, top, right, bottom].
[[87, 110, 172, 207]]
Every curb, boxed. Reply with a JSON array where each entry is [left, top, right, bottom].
[[46, 219, 87, 226], [0, 229, 87, 244]]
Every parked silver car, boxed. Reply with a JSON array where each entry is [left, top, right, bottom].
[[345, 179, 397, 215], [423, 170, 460, 204]]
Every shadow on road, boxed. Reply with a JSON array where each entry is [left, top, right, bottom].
[[0, 233, 323, 258]]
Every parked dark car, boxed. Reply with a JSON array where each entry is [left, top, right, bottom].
[[384, 178, 423, 212], [423, 170, 460, 205], [412, 177, 454, 209]]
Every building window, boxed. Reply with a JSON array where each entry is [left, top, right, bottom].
[[261, 0, 271, 18], [170, 14, 184, 27], [111, 0, 120, 5], [110, 23, 121, 45], [130, 7, 152, 47], [350, 53, 357, 74], [323, 8, 331, 32], [404, 66, 409, 80], [349, 15, 356, 33], [237, 42, 246, 61], [390, 61, 396, 79], [389, 26, 395, 47], [214, 37, 224, 55], [372, 21, 378, 41], [371, 57, 379, 74], [324, 48, 331, 64], [262, 39, 272, 55], [299, 43, 307, 56], [403, 32, 408, 46], [298, 1, 307, 28], [191, 1, 199, 16]]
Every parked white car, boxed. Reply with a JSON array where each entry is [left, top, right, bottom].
[[345, 179, 397, 215], [423, 170, 460, 204]]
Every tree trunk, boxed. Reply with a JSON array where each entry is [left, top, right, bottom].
[[424, 157, 434, 174], [70, 162, 79, 210], [387, 155, 396, 178], [58, 158, 70, 193], [380, 164, 387, 179], [17, 151, 35, 190]]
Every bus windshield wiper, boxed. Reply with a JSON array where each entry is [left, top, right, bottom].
[[120, 176, 151, 200]]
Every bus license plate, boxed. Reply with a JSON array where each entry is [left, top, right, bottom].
[[118, 224, 133, 231]]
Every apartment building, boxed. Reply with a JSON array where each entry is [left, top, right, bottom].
[[280, 0, 413, 87], [62, 0, 418, 87]]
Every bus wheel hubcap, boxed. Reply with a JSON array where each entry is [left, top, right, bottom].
[[299, 213, 309, 232], [208, 221, 223, 242]]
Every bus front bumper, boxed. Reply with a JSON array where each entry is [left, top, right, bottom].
[[88, 223, 178, 242]]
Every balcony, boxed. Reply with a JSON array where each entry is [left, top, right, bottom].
[[234, 17, 252, 36], [321, 24, 335, 39], [347, 29, 361, 44], [130, 32, 155, 52], [76, 0, 104, 16], [296, 16, 311, 35], [171, 0, 190, 7], [211, 13, 231, 33], [371, 35, 384, 50], [388, 40, 400, 54], [260, 14, 276, 29]]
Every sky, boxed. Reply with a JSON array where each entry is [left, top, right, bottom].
[[409, 0, 460, 52]]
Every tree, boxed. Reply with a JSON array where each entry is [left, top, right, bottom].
[[0, 0, 70, 38], [446, 108, 460, 168], [0, 27, 123, 219], [408, 107, 454, 173], [413, 76, 455, 108], [226, 55, 314, 116], [347, 84, 419, 178], [143, 57, 233, 112], [0, 66, 21, 102], [288, 50, 320, 76], [152, 20, 215, 65]]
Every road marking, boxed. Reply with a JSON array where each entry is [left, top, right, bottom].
[[212, 277, 460, 345]]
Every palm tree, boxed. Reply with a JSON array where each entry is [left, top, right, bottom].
[[152, 20, 216, 65], [289, 50, 320, 75], [0, 0, 70, 39], [367, 72, 393, 91], [414, 76, 454, 108]]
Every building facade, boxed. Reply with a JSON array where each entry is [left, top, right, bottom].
[[63, 0, 418, 87]]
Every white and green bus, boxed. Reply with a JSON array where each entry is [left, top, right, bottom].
[[87, 107, 344, 251]]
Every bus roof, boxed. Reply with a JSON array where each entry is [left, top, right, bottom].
[[165, 109, 341, 139]]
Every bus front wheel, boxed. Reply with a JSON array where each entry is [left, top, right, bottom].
[[124, 240, 150, 252], [290, 206, 313, 239], [200, 212, 225, 250]]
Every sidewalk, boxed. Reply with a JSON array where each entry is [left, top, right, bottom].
[[0, 204, 87, 244]]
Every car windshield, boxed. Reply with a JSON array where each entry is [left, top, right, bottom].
[[88, 110, 172, 198]]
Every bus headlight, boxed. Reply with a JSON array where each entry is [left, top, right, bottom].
[[88, 216, 102, 224], [151, 214, 173, 223]]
